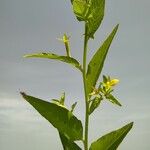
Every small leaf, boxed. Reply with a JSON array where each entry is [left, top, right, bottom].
[[24, 52, 82, 72], [51, 99, 60, 103], [71, 102, 77, 113], [86, 25, 119, 95], [106, 94, 122, 107], [20, 92, 83, 141], [59, 132, 82, 150], [89, 97, 102, 114], [86, 0, 105, 38], [51, 99, 66, 108], [103, 75, 107, 83], [60, 92, 65, 105], [51, 92, 66, 108], [72, 0, 90, 21], [72, 0, 105, 38], [89, 122, 133, 150], [68, 102, 77, 120]]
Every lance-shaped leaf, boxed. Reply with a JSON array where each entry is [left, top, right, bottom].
[[24, 52, 82, 71], [20, 92, 83, 141], [86, 25, 119, 95], [89, 97, 102, 115], [106, 94, 122, 107], [86, 0, 105, 38], [59, 132, 82, 150], [89, 122, 133, 150]]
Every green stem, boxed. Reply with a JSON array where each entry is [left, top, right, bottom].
[[82, 23, 89, 150]]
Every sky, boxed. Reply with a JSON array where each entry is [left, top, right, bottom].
[[0, 0, 150, 149]]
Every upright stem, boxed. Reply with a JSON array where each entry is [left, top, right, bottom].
[[82, 23, 89, 150]]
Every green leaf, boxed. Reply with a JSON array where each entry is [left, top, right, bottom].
[[20, 92, 83, 141], [70, 0, 74, 4], [89, 97, 102, 114], [60, 92, 65, 105], [71, 102, 77, 113], [24, 52, 82, 72], [103, 75, 107, 83], [86, 25, 119, 95], [86, 0, 105, 38], [59, 132, 82, 150], [72, 0, 105, 38], [72, 0, 90, 21], [106, 94, 122, 107], [51, 92, 66, 108], [89, 122, 133, 150]]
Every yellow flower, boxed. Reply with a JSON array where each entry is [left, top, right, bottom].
[[104, 78, 119, 91], [107, 79, 119, 86]]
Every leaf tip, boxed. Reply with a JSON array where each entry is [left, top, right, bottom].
[[116, 23, 119, 28], [20, 91, 26, 96], [129, 122, 134, 127], [23, 54, 30, 58], [20, 92, 28, 100], [113, 24, 119, 33], [124, 122, 134, 132], [118, 101, 122, 107]]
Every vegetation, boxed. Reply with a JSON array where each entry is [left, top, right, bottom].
[[21, 0, 133, 149]]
